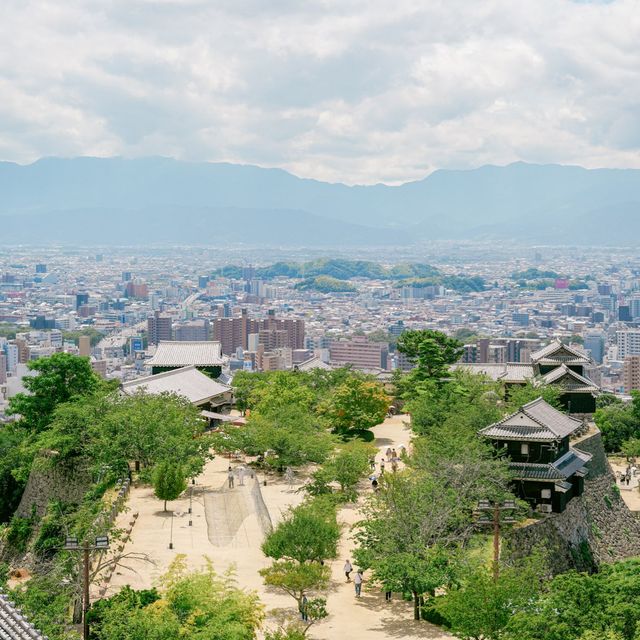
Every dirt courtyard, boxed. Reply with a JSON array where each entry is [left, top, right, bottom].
[[105, 415, 451, 639]]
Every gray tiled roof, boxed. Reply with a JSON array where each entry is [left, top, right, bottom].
[[146, 341, 225, 367], [122, 365, 231, 405], [0, 593, 48, 640], [453, 363, 535, 384], [541, 364, 600, 393], [479, 397, 583, 441], [530, 340, 591, 365], [510, 447, 592, 481]]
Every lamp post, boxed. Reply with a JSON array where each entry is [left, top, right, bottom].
[[474, 499, 516, 581], [189, 485, 193, 527], [169, 511, 174, 549], [64, 534, 110, 640]]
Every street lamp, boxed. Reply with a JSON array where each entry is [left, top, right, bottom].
[[64, 535, 110, 640], [474, 499, 517, 581]]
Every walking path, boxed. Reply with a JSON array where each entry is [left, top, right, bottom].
[[105, 415, 451, 639]]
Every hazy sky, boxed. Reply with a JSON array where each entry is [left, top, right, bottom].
[[1, 0, 639, 183]]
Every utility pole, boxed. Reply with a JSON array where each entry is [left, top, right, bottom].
[[475, 499, 517, 581], [64, 535, 110, 640]]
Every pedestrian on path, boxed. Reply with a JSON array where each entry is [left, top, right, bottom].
[[391, 448, 397, 460], [385, 589, 392, 601], [354, 570, 363, 597], [386, 447, 392, 461], [238, 466, 245, 486], [380, 460, 385, 475], [369, 456, 376, 471], [344, 559, 353, 582], [228, 466, 234, 489]]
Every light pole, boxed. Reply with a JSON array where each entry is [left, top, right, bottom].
[[64, 535, 110, 640], [189, 485, 193, 527], [169, 511, 174, 549], [474, 499, 516, 581]]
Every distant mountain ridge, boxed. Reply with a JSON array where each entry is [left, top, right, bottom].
[[1, 157, 639, 245]]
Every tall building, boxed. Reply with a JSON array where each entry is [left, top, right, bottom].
[[78, 335, 91, 357], [212, 310, 304, 355], [76, 293, 89, 310], [329, 336, 388, 370], [617, 330, 640, 359], [147, 311, 173, 345], [0, 353, 6, 384], [4, 343, 18, 373], [35, 263, 47, 274], [584, 332, 605, 364], [623, 356, 640, 393], [175, 319, 210, 342]]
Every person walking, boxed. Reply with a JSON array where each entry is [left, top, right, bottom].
[[371, 477, 379, 491], [344, 559, 353, 582], [227, 466, 234, 489], [385, 588, 392, 601], [391, 459, 398, 473], [354, 570, 363, 597], [380, 460, 385, 475], [385, 447, 392, 461], [391, 448, 397, 460], [369, 456, 376, 471]]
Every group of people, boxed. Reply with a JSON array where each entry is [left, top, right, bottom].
[[227, 465, 248, 488], [618, 463, 637, 486], [343, 559, 364, 597], [368, 445, 405, 490]]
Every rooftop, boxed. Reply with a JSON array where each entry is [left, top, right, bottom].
[[479, 397, 584, 442], [530, 340, 591, 365], [146, 341, 225, 367], [0, 592, 48, 640], [121, 365, 231, 405]]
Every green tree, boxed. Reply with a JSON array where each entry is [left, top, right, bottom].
[[503, 559, 640, 640], [505, 381, 562, 411], [153, 462, 187, 511], [92, 556, 263, 640], [8, 353, 100, 433], [215, 406, 334, 470], [594, 398, 640, 453], [323, 377, 390, 437], [259, 561, 329, 613], [98, 391, 210, 477], [396, 329, 463, 381], [262, 500, 340, 565], [435, 557, 544, 640], [321, 441, 377, 500], [354, 472, 462, 620]]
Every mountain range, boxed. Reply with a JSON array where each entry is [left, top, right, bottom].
[[1, 157, 639, 245]]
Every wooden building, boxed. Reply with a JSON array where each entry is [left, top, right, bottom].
[[479, 397, 592, 513]]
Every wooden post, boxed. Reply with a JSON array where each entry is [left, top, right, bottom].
[[493, 503, 500, 582], [83, 544, 90, 640]]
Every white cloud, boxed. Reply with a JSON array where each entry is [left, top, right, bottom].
[[0, 0, 639, 183]]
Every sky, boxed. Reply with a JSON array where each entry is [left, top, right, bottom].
[[1, 0, 639, 184]]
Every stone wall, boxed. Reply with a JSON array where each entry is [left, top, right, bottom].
[[504, 429, 640, 574], [15, 453, 93, 518]]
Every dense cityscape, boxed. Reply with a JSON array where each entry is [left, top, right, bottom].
[[3, 244, 640, 416]]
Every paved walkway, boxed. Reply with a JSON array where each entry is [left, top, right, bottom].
[[105, 415, 451, 639]]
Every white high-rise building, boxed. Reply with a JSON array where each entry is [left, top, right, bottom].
[[617, 330, 640, 359]]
